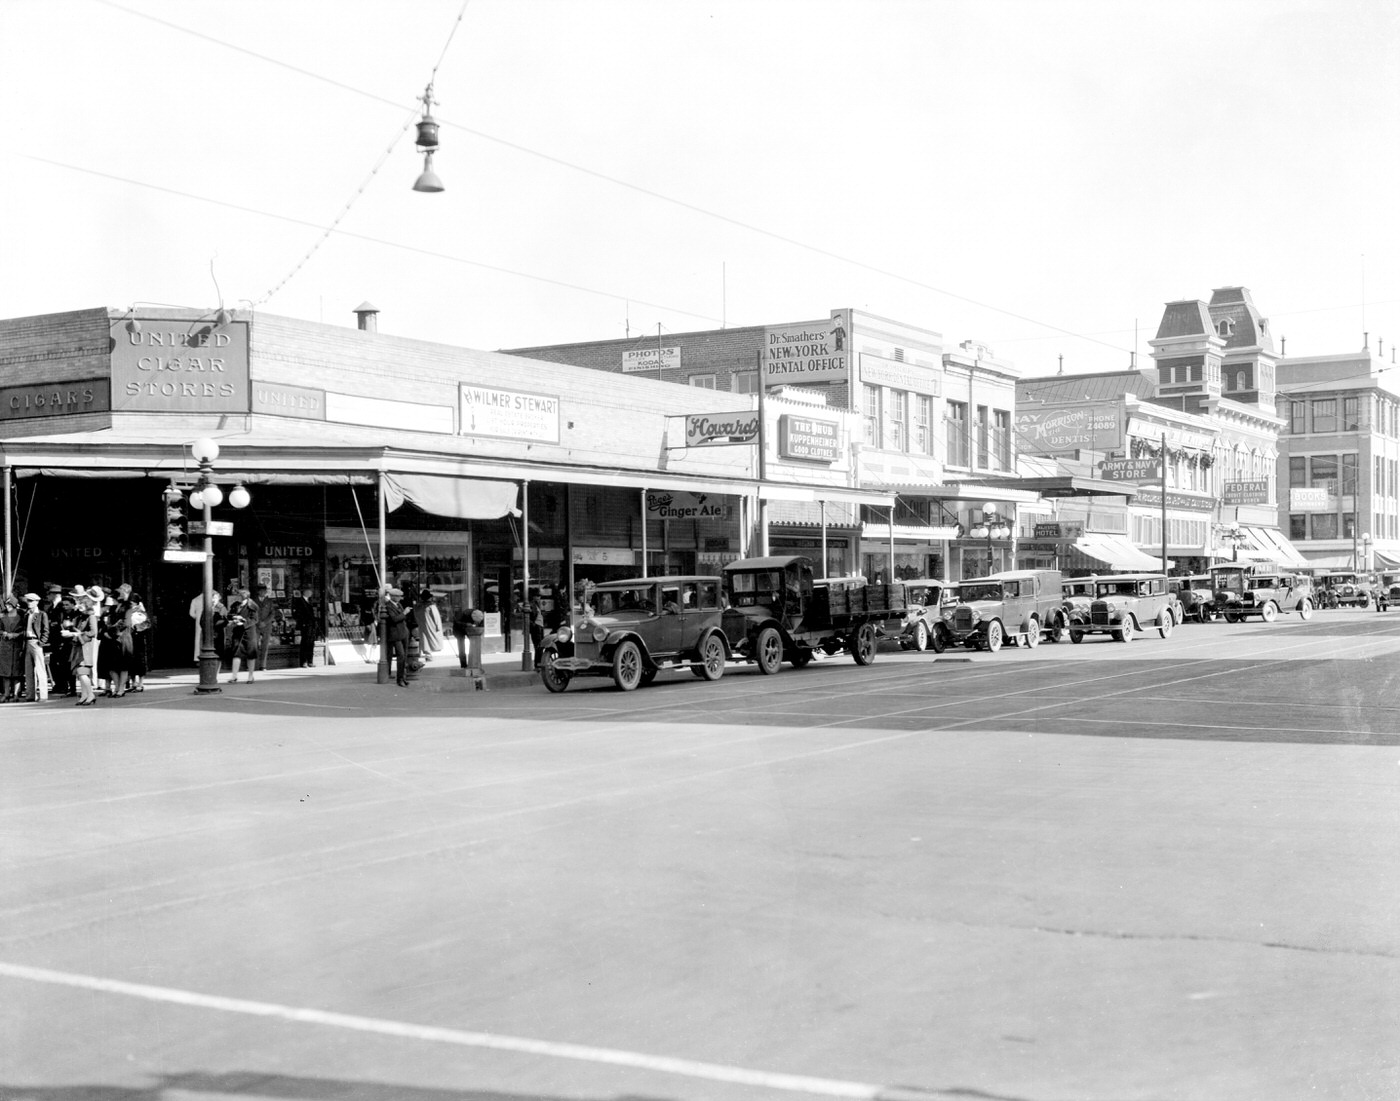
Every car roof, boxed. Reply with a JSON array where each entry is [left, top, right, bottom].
[[723, 556, 809, 571], [1074, 573, 1166, 582], [902, 578, 955, 587]]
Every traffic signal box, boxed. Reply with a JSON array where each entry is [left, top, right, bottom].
[[163, 483, 188, 551]]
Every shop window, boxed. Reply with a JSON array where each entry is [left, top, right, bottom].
[[993, 410, 1012, 470], [1342, 454, 1357, 495], [863, 385, 880, 446], [1343, 513, 1357, 539], [945, 401, 968, 466], [886, 390, 907, 452], [689, 374, 716, 389], [914, 395, 932, 454], [1343, 395, 1360, 430], [976, 406, 989, 467], [1312, 399, 1337, 433], [1288, 401, 1306, 434], [1289, 514, 1307, 540], [1310, 454, 1338, 492], [732, 371, 759, 394], [1311, 513, 1338, 539]]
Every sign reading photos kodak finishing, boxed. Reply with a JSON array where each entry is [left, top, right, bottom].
[[761, 315, 850, 387]]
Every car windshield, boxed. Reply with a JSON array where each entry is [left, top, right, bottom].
[[591, 586, 655, 616], [1096, 581, 1141, 597], [1212, 569, 1245, 590], [728, 569, 783, 605], [961, 582, 1004, 602]]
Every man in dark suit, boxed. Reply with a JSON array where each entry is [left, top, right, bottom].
[[291, 589, 318, 668], [383, 587, 410, 687], [22, 593, 50, 702]]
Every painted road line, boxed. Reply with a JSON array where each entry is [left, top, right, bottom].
[[0, 961, 945, 1100]]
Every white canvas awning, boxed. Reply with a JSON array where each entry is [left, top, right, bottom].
[[1072, 534, 1172, 572]]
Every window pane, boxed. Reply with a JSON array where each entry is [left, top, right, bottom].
[[1312, 399, 1337, 432]]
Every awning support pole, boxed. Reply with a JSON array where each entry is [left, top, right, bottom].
[[1160, 430, 1169, 573], [376, 471, 389, 684], [819, 500, 827, 578], [2, 464, 11, 599], [639, 487, 648, 576], [521, 480, 532, 671]]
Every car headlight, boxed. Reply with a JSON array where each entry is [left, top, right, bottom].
[[591, 624, 608, 643], [555, 626, 572, 643]]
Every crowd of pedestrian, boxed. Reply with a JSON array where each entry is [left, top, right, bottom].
[[1, 582, 151, 706]]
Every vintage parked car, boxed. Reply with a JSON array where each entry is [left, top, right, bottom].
[[1375, 571, 1400, 612], [1065, 574, 1176, 643], [1315, 570, 1374, 608], [945, 569, 1065, 652], [1206, 562, 1315, 622], [538, 575, 728, 692], [1167, 574, 1214, 623], [898, 578, 958, 652], [721, 555, 905, 673]]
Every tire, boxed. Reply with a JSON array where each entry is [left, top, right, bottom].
[[1224, 610, 1241, 623], [910, 620, 929, 652], [1115, 618, 1135, 643], [1297, 597, 1314, 621], [929, 625, 947, 654], [755, 626, 783, 675], [698, 634, 726, 680], [1260, 601, 1278, 623], [1046, 612, 1068, 643], [1157, 611, 1173, 639], [611, 640, 644, 691], [1024, 617, 1040, 648], [788, 647, 814, 668], [539, 652, 572, 693], [1069, 628, 1084, 644], [851, 623, 877, 665], [985, 619, 1004, 653]]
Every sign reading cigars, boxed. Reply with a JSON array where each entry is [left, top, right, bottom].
[[684, 411, 759, 447]]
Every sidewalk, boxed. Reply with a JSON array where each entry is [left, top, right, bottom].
[[144, 646, 542, 695]]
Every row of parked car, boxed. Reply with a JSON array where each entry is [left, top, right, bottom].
[[537, 554, 1383, 693]]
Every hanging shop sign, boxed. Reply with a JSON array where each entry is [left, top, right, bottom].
[[1099, 458, 1163, 482], [1, 379, 111, 421], [1016, 404, 1123, 451], [761, 316, 850, 387], [645, 491, 730, 521], [1289, 487, 1330, 511], [109, 318, 250, 413], [778, 414, 840, 462], [1222, 480, 1269, 505], [572, 546, 637, 566], [1134, 488, 1216, 511], [459, 384, 560, 443], [684, 411, 760, 446], [1033, 522, 1084, 540], [859, 353, 941, 396], [623, 346, 680, 373]]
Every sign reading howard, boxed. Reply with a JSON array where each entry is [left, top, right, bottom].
[[684, 411, 759, 447]]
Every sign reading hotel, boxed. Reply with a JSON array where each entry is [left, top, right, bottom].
[[646, 491, 730, 521], [1222, 480, 1269, 506], [859, 353, 941, 396], [778, 414, 839, 462], [684, 411, 759, 447], [2, 379, 111, 421], [109, 318, 250, 413], [623, 346, 680, 373], [460, 384, 560, 443], [1034, 522, 1084, 540], [1099, 458, 1163, 482], [761, 316, 849, 387], [1016, 405, 1123, 451]]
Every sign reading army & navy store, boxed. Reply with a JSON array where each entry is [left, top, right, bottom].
[[109, 318, 250, 412]]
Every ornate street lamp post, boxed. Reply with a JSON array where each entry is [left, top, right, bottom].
[[970, 502, 1013, 575], [189, 438, 250, 695]]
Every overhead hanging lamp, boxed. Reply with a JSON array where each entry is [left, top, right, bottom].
[[412, 83, 444, 193]]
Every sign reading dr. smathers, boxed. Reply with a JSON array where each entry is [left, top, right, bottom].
[[761, 315, 850, 387], [459, 384, 560, 443]]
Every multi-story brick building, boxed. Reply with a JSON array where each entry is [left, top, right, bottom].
[[1275, 341, 1400, 571]]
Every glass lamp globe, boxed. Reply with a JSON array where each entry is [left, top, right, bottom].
[[201, 483, 224, 508], [191, 437, 220, 464], [188, 488, 205, 510], [228, 484, 251, 509]]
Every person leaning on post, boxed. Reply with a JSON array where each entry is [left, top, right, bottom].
[[382, 586, 410, 687]]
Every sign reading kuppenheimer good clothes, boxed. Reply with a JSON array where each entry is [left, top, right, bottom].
[[778, 414, 839, 462], [460, 384, 560, 443], [762, 316, 850, 387], [109, 318, 250, 412], [684, 411, 760, 447]]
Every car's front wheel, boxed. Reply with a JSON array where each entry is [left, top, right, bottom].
[[697, 634, 726, 680], [612, 640, 644, 691], [1298, 597, 1314, 621], [909, 620, 928, 652], [539, 652, 572, 693], [1024, 616, 1040, 648], [929, 625, 947, 654], [1261, 601, 1278, 623], [985, 619, 1004, 653], [1115, 618, 1135, 643], [755, 626, 783, 675]]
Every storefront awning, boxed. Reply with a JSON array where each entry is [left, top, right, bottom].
[[1374, 550, 1400, 570], [382, 473, 519, 520], [1224, 525, 1309, 567], [997, 475, 1139, 499], [1072, 534, 1171, 572]]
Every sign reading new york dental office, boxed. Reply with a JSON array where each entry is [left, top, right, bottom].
[[459, 384, 560, 443], [108, 318, 250, 412], [646, 491, 730, 521], [684, 411, 760, 447], [761, 314, 850, 387], [778, 414, 839, 462]]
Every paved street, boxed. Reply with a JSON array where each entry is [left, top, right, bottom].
[[3, 610, 1399, 1101]]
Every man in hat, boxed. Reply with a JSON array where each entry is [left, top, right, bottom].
[[382, 587, 410, 687], [21, 593, 50, 702], [46, 585, 73, 697]]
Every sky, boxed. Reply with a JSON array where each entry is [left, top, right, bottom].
[[2, 0, 1398, 378]]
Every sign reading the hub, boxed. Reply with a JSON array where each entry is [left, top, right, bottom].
[[684, 411, 759, 447], [646, 491, 730, 521], [778, 414, 839, 462], [761, 315, 850, 387], [460, 384, 560, 443], [109, 318, 250, 412]]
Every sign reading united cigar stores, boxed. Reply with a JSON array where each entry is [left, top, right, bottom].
[[684, 411, 759, 447], [109, 318, 251, 413]]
